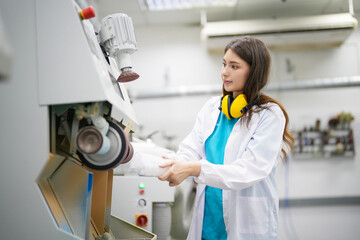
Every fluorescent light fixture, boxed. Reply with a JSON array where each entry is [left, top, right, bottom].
[[138, 0, 237, 11]]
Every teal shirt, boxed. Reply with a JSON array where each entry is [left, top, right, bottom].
[[201, 112, 238, 240]]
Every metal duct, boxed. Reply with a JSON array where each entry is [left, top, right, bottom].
[[131, 75, 360, 100], [152, 203, 172, 240]]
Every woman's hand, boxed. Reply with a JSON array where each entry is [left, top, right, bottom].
[[158, 156, 201, 187]]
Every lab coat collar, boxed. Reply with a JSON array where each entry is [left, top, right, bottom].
[[203, 98, 221, 141], [210, 96, 221, 123]]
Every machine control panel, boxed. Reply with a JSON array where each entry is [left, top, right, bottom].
[[111, 176, 175, 231]]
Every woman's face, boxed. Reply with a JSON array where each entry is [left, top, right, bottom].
[[222, 49, 250, 98]]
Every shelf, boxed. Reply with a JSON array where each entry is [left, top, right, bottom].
[[293, 127, 354, 159]]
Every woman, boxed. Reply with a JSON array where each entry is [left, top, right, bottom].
[[158, 36, 294, 240]]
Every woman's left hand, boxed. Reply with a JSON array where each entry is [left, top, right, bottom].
[[158, 157, 200, 187]]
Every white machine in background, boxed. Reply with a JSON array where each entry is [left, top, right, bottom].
[[34, 0, 153, 239], [112, 140, 196, 240]]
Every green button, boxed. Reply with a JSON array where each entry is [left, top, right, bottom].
[[139, 183, 145, 189]]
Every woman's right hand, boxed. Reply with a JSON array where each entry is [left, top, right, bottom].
[[158, 157, 200, 186]]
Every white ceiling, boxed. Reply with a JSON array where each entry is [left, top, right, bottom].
[[93, 0, 360, 27]]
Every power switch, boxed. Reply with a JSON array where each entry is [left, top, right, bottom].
[[136, 214, 148, 227], [80, 6, 95, 20]]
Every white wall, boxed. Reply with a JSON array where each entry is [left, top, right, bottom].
[[129, 25, 221, 149], [128, 12, 360, 240], [279, 204, 360, 240]]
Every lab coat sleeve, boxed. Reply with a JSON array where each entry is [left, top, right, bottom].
[[196, 105, 285, 190]]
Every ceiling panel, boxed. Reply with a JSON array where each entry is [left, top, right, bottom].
[[93, 0, 360, 26]]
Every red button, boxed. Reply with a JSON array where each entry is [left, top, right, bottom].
[[80, 6, 95, 20], [140, 189, 145, 195], [136, 214, 148, 227]]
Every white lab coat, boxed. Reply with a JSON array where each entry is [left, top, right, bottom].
[[176, 96, 285, 240]]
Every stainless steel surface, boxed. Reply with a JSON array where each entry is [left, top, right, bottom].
[[37, 154, 72, 234], [49, 159, 93, 239], [38, 153, 93, 240]]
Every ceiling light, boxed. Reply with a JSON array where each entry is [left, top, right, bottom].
[[138, 0, 237, 11]]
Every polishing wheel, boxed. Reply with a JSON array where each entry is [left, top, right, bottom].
[[77, 121, 131, 171], [121, 140, 134, 164], [117, 69, 139, 82], [76, 126, 103, 154]]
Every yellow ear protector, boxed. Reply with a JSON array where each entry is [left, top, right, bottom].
[[220, 93, 260, 120]]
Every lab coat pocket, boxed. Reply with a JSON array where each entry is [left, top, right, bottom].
[[236, 196, 269, 235]]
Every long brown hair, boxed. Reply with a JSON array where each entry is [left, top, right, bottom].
[[223, 36, 294, 161]]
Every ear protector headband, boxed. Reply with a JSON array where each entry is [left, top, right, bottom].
[[220, 93, 260, 120]]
